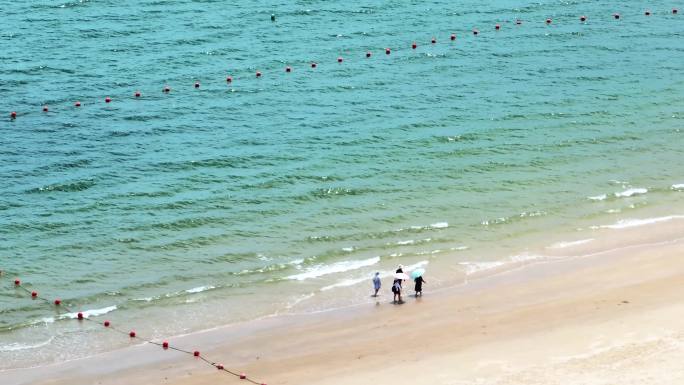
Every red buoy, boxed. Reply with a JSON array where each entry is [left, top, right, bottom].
[[54, 299, 61, 305], [546, 18, 552, 24], [193, 351, 200, 357], [285, 66, 291, 72], [311, 62, 317, 68], [226, 76, 232, 83], [75, 101, 81, 107], [337, 57, 343, 63], [613, 13, 620, 19], [105, 97, 111, 103], [217, 364, 224, 370], [580, 15, 587, 22], [129, 331, 136, 338], [31, 291, 37, 298], [495, 24, 500, 30], [412, 42, 417, 49], [366, 51, 371, 58], [450, 34, 456, 40], [162, 341, 169, 349], [240, 373, 246, 379], [256, 71, 262, 78], [385, 48, 390, 55], [43, 106, 49, 112], [77, 312, 84, 320], [10, 111, 17, 119], [472, 29, 479, 35], [135, 91, 141, 97], [104, 320, 110, 327], [194, 82, 200, 88], [645, 10, 651, 16], [14, 279, 20, 285]]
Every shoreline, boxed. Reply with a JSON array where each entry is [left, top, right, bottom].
[[3, 216, 684, 384], [3, 201, 684, 370]]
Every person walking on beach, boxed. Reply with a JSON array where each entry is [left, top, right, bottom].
[[372, 272, 381, 297], [414, 275, 426, 297], [396, 264, 404, 274], [392, 279, 403, 304]]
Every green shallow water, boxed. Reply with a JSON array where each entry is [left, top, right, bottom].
[[1, 0, 683, 368]]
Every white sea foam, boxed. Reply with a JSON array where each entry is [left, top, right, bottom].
[[614, 188, 647, 198], [396, 240, 415, 245], [403, 260, 429, 272], [185, 285, 215, 294], [341, 247, 354, 252], [62, 305, 117, 319], [671, 184, 684, 190], [548, 238, 595, 249], [588, 194, 607, 201], [133, 296, 157, 302], [286, 256, 381, 281], [0, 336, 55, 352], [459, 255, 545, 275], [430, 222, 449, 229], [600, 215, 684, 229]]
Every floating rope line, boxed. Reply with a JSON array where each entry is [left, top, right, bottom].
[[4, 9, 680, 120], [5, 275, 266, 385]]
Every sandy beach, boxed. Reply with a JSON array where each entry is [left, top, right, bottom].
[[3, 218, 684, 385]]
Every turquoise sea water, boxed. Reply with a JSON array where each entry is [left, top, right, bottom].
[[1, 0, 683, 368]]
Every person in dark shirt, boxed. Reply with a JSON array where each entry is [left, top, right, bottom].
[[392, 279, 403, 303], [414, 275, 426, 297]]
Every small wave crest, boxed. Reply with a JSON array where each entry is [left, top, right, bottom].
[[588, 194, 607, 201], [286, 256, 381, 281], [185, 285, 215, 294], [60, 305, 117, 322], [672, 184, 684, 191], [614, 188, 648, 198]]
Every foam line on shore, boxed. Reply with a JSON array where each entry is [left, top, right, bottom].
[[548, 239, 595, 249], [600, 215, 684, 229]]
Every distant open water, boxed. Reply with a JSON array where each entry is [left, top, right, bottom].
[[1, 0, 684, 368]]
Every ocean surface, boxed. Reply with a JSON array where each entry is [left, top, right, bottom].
[[1, 0, 684, 369]]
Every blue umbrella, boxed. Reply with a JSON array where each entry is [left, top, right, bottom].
[[410, 268, 425, 279]]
